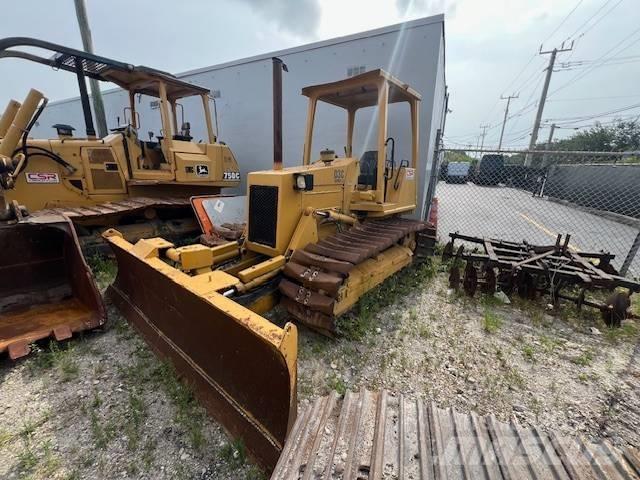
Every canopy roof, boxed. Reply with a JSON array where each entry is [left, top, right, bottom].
[[0, 37, 209, 100], [301, 69, 421, 110]]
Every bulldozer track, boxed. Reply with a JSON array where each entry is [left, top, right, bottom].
[[26, 196, 199, 254], [272, 389, 640, 479], [279, 217, 435, 336], [30, 196, 192, 222]]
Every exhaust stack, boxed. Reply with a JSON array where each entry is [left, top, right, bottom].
[[0, 100, 21, 139], [0, 89, 44, 159], [272, 57, 287, 171]]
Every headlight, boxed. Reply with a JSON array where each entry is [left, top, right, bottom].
[[293, 173, 314, 191]]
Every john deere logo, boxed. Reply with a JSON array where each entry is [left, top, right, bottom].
[[195, 164, 209, 177]]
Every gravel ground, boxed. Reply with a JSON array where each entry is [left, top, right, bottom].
[[1, 258, 638, 479], [0, 305, 265, 480], [295, 260, 640, 448]]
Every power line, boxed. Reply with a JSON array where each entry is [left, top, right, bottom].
[[549, 26, 640, 97], [566, 0, 615, 39], [548, 94, 640, 102], [542, 0, 584, 45], [574, 0, 624, 40]]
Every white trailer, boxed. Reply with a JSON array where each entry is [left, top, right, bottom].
[[31, 15, 446, 220]]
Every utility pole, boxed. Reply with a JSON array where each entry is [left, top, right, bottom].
[[479, 124, 490, 154], [74, 0, 108, 137], [541, 123, 557, 168], [497, 93, 518, 150], [525, 41, 573, 166]]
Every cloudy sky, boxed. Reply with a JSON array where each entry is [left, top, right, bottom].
[[1, 0, 638, 149]]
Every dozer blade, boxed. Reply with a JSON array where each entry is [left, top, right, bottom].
[[0, 219, 106, 359], [104, 233, 298, 471]]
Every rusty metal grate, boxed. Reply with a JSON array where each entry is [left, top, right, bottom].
[[271, 389, 640, 479]]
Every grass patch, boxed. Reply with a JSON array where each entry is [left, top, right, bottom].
[[150, 362, 206, 450], [505, 366, 526, 390], [521, 344, 536, 362], [483, 311, 502, 334], [327, 373, 347, 395], [89, 410, 117, 449], [28, 341, 79, 381], [604, 322, 639, 344], [337, 260, 437, 341], [125, 389, 147, 451], [17, 441, 38, 473], [87, 254, 117, 291], [220, 438, 247, 469], [418, 324, 432, 339], [572, 349, 594, 367]]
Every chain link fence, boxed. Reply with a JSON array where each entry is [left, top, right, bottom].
[[433, 147, 640, 278]]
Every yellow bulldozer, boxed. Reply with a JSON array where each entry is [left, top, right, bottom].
[[103, 62, 436, 470], [0, 37, 241, 359]]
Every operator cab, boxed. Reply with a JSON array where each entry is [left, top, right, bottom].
[[301, 69, 421, 214]]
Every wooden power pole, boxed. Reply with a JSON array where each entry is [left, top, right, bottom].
[[74, 0, 108, 138], [497, 93, 518, 150], [525, 41, 573, 165]]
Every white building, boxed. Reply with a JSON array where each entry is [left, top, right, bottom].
[[32, 15, 446, 219]]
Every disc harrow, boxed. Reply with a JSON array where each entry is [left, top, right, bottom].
[[280, 217, 436, 336], [444, 232, 640, 326]]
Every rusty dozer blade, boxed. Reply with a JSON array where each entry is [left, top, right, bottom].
[[0, 219, 106, 359], [104, 233, 297, 471]]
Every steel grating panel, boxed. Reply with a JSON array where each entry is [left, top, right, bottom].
[[271, 389, 640, 479]]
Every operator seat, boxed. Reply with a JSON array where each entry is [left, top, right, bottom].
[[358, 150, 378, 189]]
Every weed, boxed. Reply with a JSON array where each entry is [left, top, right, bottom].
[[125, 389, 147, 451], [604, 322, 639, 344], [572, 350, 594, 367], [87, 254, 117, 291], [17, 441, 38, 473], [245, 465, 267, 480], [90, 410, 116, 449], [418, 324, 432, 339], [483, 311, 502, 333], [220, 438, 247, 468], [409, 307, 418, 321], [539, 334, 562, 354], [151, 362, 206, 450], [41, 440, 60, 476], [505, 366, 525, 390], [530, 397, 543, 421], [0, 429, 11, 448], [91, 392, 103, 409], [327, 373, 347, 395], [28, 341, 79, 381], [64, 470, 81, 480], [521, 344, 536, 362], [578, 372, 589, 383], [338, 260, 436, 340], [142, 438, 157, 471]]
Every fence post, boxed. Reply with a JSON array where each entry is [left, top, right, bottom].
[[621, 230, 640, 277], [424, 129, 442, 220]]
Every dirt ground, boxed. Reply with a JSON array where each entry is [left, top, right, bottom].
[[1, 258, 638, 479]]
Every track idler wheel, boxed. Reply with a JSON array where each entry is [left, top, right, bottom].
[[463, 261, 478, 296]]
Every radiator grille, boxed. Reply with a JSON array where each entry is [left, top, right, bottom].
[[248, 185, 278, 247]]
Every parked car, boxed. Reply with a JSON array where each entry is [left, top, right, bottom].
[[475, 154, 504, 186], [445, 161, 470, 183]]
